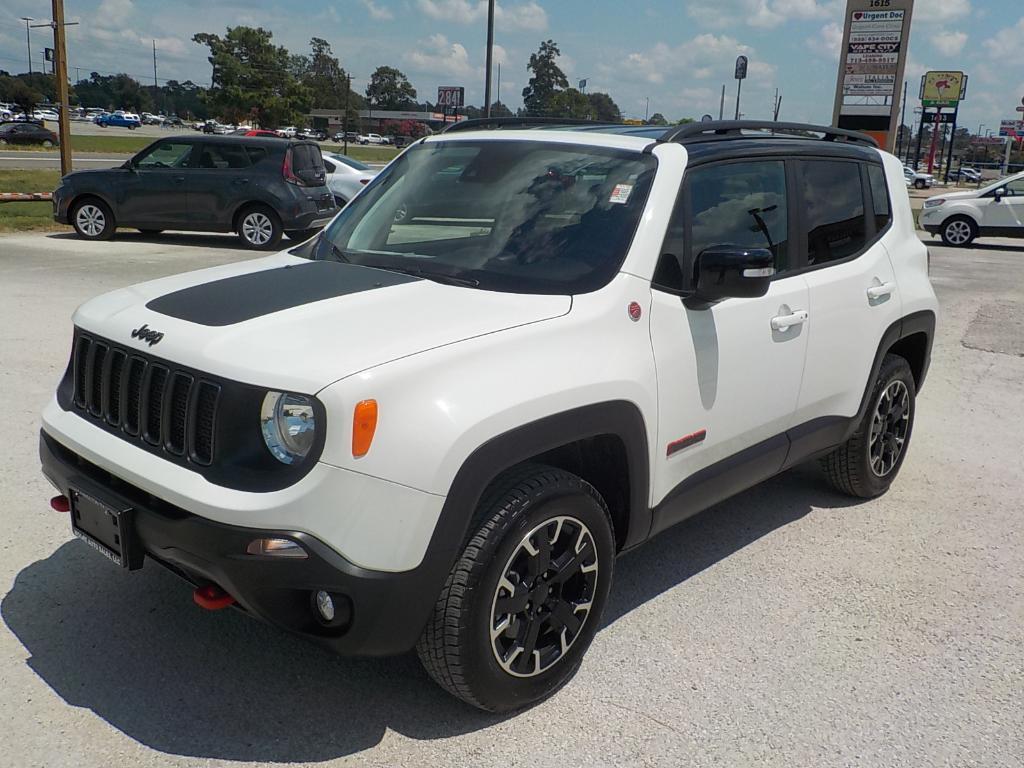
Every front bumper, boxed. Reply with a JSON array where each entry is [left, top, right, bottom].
[[52, 184, 71, 224], [40, 430, 447, 656]]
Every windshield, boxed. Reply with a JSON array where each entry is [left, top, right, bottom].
[[314, 139, 657, 294]]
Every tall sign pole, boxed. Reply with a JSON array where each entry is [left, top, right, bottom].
[[734, 56, 748, 120], [51, 0, 72, 176], [483, 0, 495, 118], [832, 0, 914, 151]]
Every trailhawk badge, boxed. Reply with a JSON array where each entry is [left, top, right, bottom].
[[131, 324, 164, 346]]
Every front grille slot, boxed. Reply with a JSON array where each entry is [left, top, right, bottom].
[[69, 333, 221, 468], [143, 365, 169, 445]]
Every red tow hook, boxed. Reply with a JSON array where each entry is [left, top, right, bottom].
[[50, 495, 70, 512], [193, 584, 236, 611]]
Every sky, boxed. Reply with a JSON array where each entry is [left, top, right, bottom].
[[0, 0, 1021, 132]]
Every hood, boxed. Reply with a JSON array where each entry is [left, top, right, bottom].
[[930, 190, 977, 203], [72, 253, 572, 393]]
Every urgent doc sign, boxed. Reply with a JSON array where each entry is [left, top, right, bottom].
[[832, 0, 916, 152]]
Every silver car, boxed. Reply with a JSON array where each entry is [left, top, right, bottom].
[[322, 152, 378, 206]]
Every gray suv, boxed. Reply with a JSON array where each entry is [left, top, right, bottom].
[[53, 135, 337, 249]]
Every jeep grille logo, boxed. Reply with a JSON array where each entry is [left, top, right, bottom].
[[131, 324, 164, 346]]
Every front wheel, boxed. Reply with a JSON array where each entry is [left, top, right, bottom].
[[940, 216, 976, 247], [416, 465, 615, 712], [71, 198, 115, 240], [42, 139, 53, 148], [821, 354, 916, 498], [915, 179, 926, 189], [237, 206, 282, 250]]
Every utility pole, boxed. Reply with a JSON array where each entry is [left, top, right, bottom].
[[496, 62, 501, 110], [773, 89, 782, 121], [152, 40, 159, 114], [483, 0, 495, 117], [51, 0, 72, 176], [343, 74, 350, 155], [897, 80, 908, 157], [719, 84, 725, 120], [645, 96, 649, 122], [21, 17, 34, 74]]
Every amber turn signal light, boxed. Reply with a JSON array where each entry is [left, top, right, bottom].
[[352, 399, 378, 457]]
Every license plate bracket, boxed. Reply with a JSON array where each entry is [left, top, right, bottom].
[[70, 487, 142, 570]]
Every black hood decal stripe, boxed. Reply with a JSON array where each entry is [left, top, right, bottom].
[[146, 261, 419, 326]]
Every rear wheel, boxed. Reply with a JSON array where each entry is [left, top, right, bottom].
[[914, 179, 926, 189], [821, 354, 916, 498], [71, 198, 115, 240], [417, 465, 615, 712], [42, 139, 53, 148], [237, 206, 282, 250], [940, 216, 976, 247]]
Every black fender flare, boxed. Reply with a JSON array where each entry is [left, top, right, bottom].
[[384, 401, 651, 652], [846, 309, 935, 441]]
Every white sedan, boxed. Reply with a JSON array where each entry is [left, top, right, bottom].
[[920, 170, 1024, 246], [322, 152, 378, 206]]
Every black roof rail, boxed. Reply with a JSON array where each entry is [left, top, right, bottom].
[[659, 120, 879, 148], [442, 116, 616, 133]]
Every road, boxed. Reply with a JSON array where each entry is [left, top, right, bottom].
[[0, 231, 1022, 767], [0, 150, 133, 170]]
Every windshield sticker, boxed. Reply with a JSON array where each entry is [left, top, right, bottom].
[[609, 184, 633, 204]]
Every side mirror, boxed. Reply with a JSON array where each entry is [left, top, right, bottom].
[[993, 187, 1007, 201], [689, 246, 775, 308]]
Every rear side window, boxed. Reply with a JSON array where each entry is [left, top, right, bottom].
[[867, 164, 891, 231], [800, 160, 866, 266], [197, 143, 251, 169], [245, 146, 269, 165]]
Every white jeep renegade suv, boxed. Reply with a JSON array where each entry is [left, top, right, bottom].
[[40, 119, 937, 712]]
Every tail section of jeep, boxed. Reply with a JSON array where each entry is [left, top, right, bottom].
[[40, 120, 936, 712]]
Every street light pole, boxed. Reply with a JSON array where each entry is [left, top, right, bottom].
[[483, 0, 495, 117], [21, 17, 34, 74], [645, 96, 649, 122]]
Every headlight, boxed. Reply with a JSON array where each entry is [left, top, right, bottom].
[[923, 198, 946, 209], [261, 391, 317, 464]]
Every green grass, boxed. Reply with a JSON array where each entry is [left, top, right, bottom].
[[0, 169, 62, 233]]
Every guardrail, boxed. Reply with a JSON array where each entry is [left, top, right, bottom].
[[0, 192, 52, 202]]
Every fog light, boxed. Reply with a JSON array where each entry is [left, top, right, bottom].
[[245, 538, 308, 558], [314, 590, 335, 622]]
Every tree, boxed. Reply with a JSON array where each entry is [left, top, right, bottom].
[[587, 92, 621, 122], [73, 72, 151, 112], [2, 78, 44, 114], [646, 112, 669, 126], [549, 88, 593, 119], [522, 40, 568, 115], [193, 26, 310, 127], [365, 66, 416, 110]]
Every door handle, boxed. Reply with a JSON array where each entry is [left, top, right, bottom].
[[173, 176, 185, 184], [232, 178, 250, 185], [866, 282, 895, 300], [771, 310, 808, 332]]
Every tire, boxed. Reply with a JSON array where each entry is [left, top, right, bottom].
[[71, 198, 115, 241], [416, 464, 615, 712], [42, 139, 53, 148], [914, 179, 925, 189], [940, 215, 977, 247], [284, 228, 321, 242], [821, 354, 916, 499], [236, 206, 282, 250]]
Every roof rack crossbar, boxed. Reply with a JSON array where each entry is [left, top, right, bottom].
[[659, 120, 878, 148], [442, 116, 617, 134]]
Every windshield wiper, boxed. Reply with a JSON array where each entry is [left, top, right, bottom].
[[366, 263, 480, 288]]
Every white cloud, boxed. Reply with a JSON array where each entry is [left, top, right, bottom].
[[807, 22, 843, 60], [618, 34, 762, 85], [914, 0, 971, 23], [688, 0, 841, 30], [362, 0, 395, 21], [417, 0, 547, 31], [405, 33, 475, 78], [982, 16, 1024, 59], [932, 30, 967, 56]]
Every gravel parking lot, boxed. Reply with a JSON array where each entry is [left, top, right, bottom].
[[0, 231, 1021, 768]]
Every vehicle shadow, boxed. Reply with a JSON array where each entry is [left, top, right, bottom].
[[2, 465, 860, 762], [919, 235, 1024, 253], [44, 231, 256, 250]]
